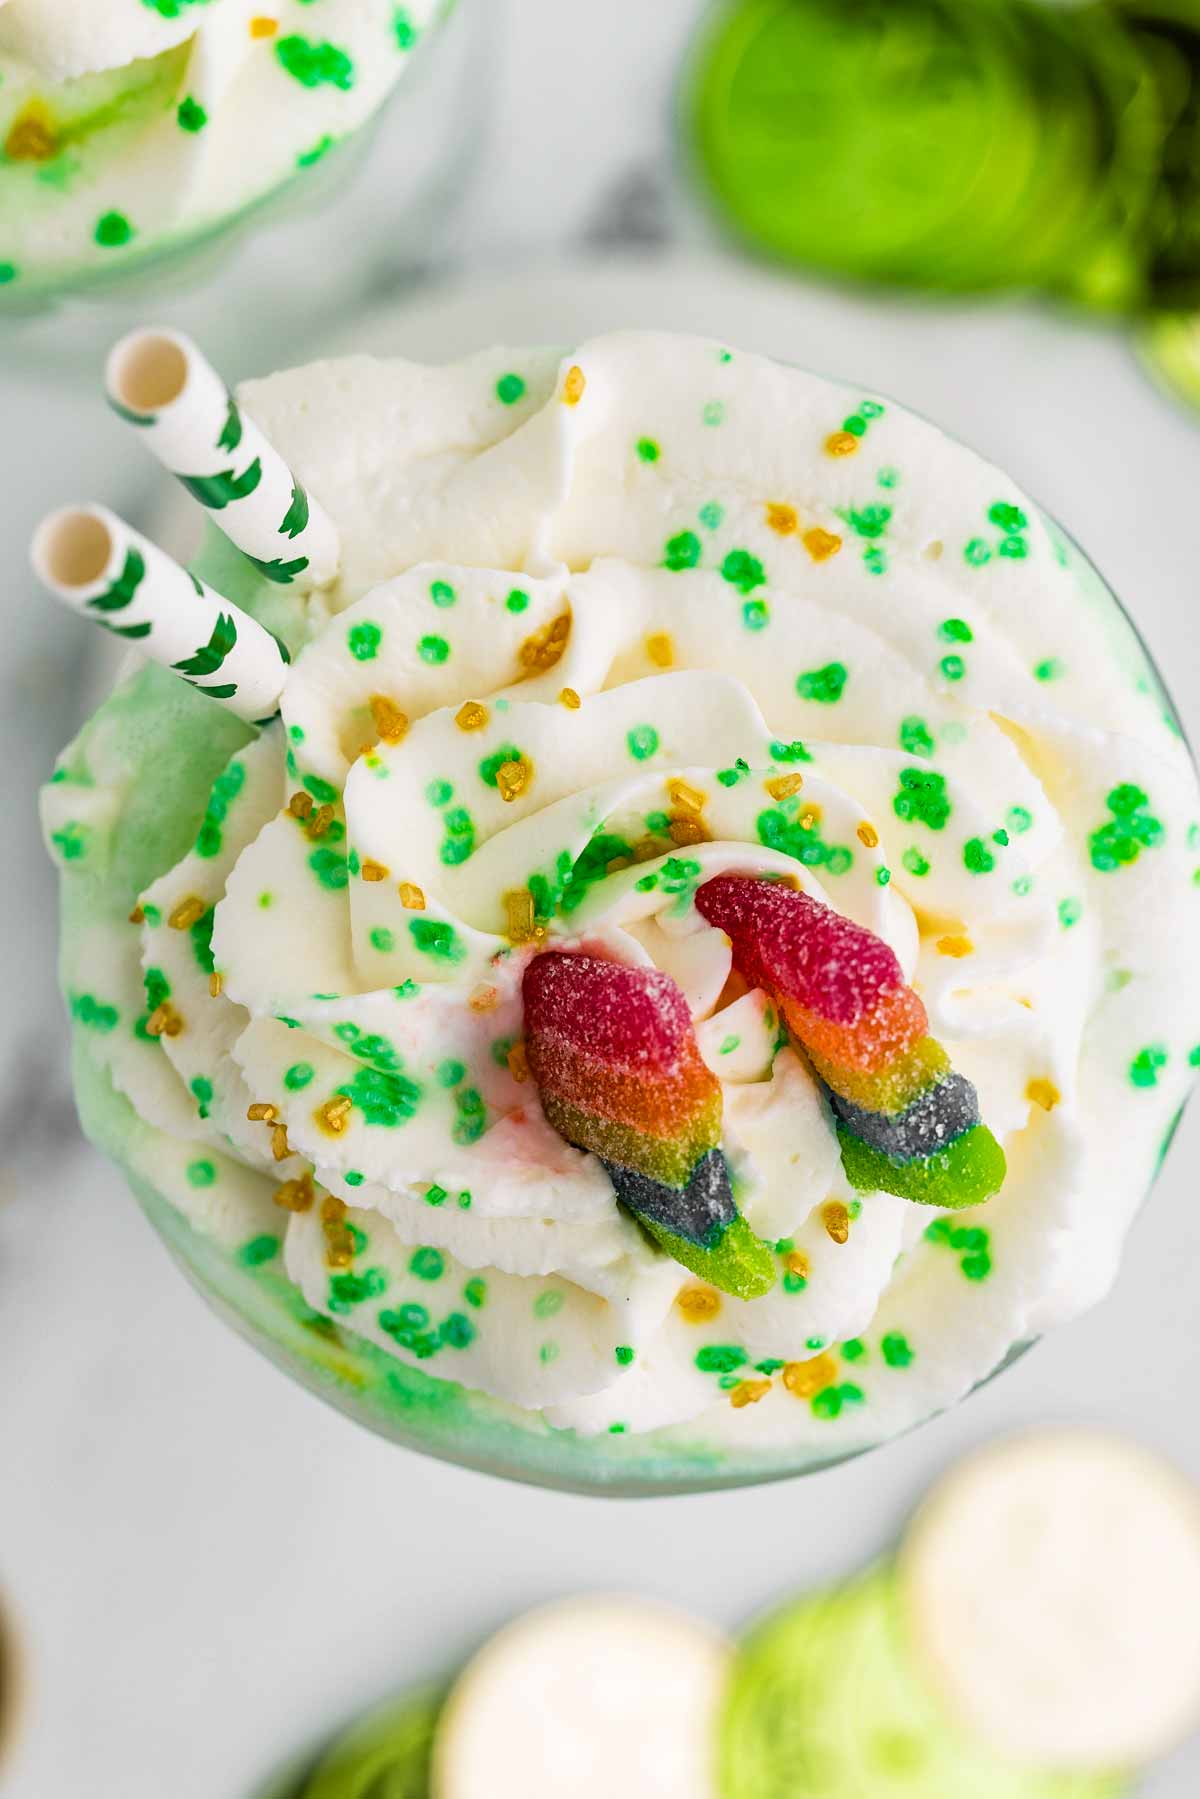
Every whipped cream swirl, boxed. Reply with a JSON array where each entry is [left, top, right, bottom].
[[46, 333, 1200, 1449]]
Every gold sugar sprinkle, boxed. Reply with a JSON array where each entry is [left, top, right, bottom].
[[562, 364, 586, 406], [730, 1379, 773, 1409], [324, 1236, 354, 1271], [128, 904, 145, 925], [455, 701, 489, 733], [208, 971, 224, 998], [668, 778, 706, 815], [784, 1250, 810, 1280], [606, 855, 632, 875], [559, 687, 581, 710], [803, 526, 843, 562], [5, 103, 58, 163], [168, 896, 206, 931], [646, 633, 675, 668], [307, 804, 334, 839], [144, 1004, 170, 1039], [856, 822, 880, 848], [504, 888, 539, 944], [360, 859, 389, 883], [783, 1353, 838, 1399], [249, 15, 278, 38], [519, 612, 571, 672], [766, 773, 804, 801], [825, 431, 860, 458], [676, 1287, 721, 1323], [399, 883, 426, 910], [321, 1194, 347, 1224], [288, 791, 314, 820], [765, 502, 798, 536], [247, 1102, 279, 1123], [822, 1201, 850, 1245], [468, 983, 499, 1012], [799, 806, 822, 833], [369, 695, 409, 744], [271, 1123, 290, 1162], [496, 759, 532, 803], [507, 1041, 530, 1084], [162, 1011, 184, 1039], [937, 934, 973, 959], [669, 817, 708, 846], [273, 1174, 314, 1214], [1026, 1077, 1060, 1112], [318, 1096, 352, 1135], [633, 834, 663, 862]]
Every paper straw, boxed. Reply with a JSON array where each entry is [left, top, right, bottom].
[[105, 327, 340, 591], [32, 505, 291, 725]]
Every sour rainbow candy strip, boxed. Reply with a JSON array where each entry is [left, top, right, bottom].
[[523, 952, 775, 1298], [696, 876, 1006, 1209]]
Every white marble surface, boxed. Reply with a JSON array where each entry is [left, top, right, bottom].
[[2, 2, 1200, 1794]]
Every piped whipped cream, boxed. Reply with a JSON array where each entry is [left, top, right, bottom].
[[0, 0, 441, 287], [45, 332, 1200, 1450]]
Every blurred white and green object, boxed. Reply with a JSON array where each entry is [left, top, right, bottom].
[[685, 0, 1200, 410]]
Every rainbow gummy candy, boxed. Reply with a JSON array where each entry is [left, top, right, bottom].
[[696, 877, 1006, 1209], [522, 952, 776, 1298]]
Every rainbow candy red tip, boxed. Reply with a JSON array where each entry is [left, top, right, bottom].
[[522, 952, 775, 1297], [696, 876, 1006, 1210]]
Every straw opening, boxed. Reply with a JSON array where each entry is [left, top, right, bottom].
[[34, 509, 113, 591], [109, 332, 189, 414]]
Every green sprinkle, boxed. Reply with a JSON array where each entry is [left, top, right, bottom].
[[347, 622, 381, 662], [1034, 657, 1064, 682], [429, 579, 456, 608], [368, 928, 395, 953], [393, 7, 419, 49], [417, 635, 450, 665], [938, 618, 974, 643], [426, 778, 453, 807], [695, 1345, 747, 1375], [742, 599, 769, 631], [539, 1342, 559, 1365], [1130, 1045, 1168, 1089], [699, 502, 724, 530], [186, 1159, 216, 1188], [464, 1278, 487, 1309], [899, 717, 936, 758], [284, 1062, 314, 1091], [410, 1247, 445, 1281], [344, 1171, 365, 1188], [534, 1289, 564, 1319], [663, 529, 701, 571], [636, 437, 660, 463], [238, 1235, 279, 1267], [939, 653, 966, 682], [796, 662, 847, 704], [719, 1034, 741, 1055], [1058, 897, 1082, 929], [881, 1332, 914, 1368], [190, 1076, 213, 1119], [0, 265, 17, 285], [841, 1338, 866, 1362], [409, 918, 464, 963], [615, 1345, 636, 1365], [627, 725, 659, 761], [963, 837, 996, 874], [505, 588, 530, 614], [177, 96, 207, 133], [436, 1059, 465, 1088], [721, 549, 765, 594], [297, 134, 334, 168], [893, 767, 950, 831], [702, 400, 725, 426], [496, 372, 526, 405], [424, 1184, 447, 1207], [95, 212, 134, 248], [964, 538, 991, 567], [275, 36, 355, 91]]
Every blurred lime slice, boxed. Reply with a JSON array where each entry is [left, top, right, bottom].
[[721, 1564, 1127, 1799], [297, 1687, 445, 1799], [1114, 1, 1200, 308], [1142, 310, 1200, 409], [687, 0, 1041, 286]]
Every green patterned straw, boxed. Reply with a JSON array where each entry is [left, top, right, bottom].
[[32, 504, 290, 724], [104, 327, 340, 590]]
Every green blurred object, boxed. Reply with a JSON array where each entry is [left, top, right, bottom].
[[1141, 310, 1200, 407], [720, 1564, 1128, 1799], [263, 1688, 446, 1799], [686, 0, 1200, 315]]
